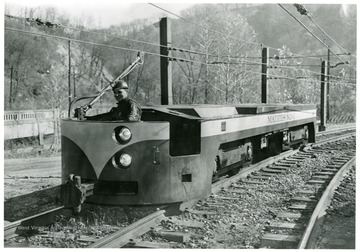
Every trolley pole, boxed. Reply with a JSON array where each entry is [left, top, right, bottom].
[[261, 47, 269, 103], [159, 17, 173, 105], [319, 60, 328, 131]]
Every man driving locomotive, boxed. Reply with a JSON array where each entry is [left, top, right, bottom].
[[85, 80, 141, 121]]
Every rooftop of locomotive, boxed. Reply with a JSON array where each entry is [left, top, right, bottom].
[[142, 103, 316, 119]]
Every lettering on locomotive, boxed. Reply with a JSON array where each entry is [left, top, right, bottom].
[[267, 113, 296, 124]]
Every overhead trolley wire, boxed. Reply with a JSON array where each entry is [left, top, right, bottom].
[[5, 15, 354, 85], [148, 3, 261, 47], [278, 4, 356, 71], [307, 16, 350, 55], [148, 3, 351, 63], [6, 26, 317, 83], [5, 13, 347, 79], [5, 14, 261, 63], [293, 4, 351, 56], [6, 26, 354, 85], [3, 14, 317, 78]]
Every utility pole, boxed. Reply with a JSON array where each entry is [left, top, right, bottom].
[[261, 47, 269, 103], [159, 17, 173, 105], [9, 66, 13, 109], [73, 65, 76, 99], [326, 47, 330, 122], [68, 40, 72, 112], [319, 60, 328, 131]]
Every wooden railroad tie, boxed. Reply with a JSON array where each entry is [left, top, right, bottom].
[[276, 212, 302, 220], [288, 204, 314, 211], [261, 233, 300, 249], [261, 167, 286, 173], [290, 197, 317, 203], [267, 221, 303, 230]]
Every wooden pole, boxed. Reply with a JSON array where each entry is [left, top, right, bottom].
[[159, 17, 173, 105], [261, 47, 269, 103], [9, 66, 13, 109], [326, 47, 330, 121], [319, 60, 328, 131], [68, 40, 72, 115]]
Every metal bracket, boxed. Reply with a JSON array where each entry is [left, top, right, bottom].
[[61, 174, 94, 213]]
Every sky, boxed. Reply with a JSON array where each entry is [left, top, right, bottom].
[[4, 0, 196, 27], [4, 0, 357, 27]]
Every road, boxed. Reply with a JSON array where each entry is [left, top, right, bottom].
[[4, 156, 61, 177]]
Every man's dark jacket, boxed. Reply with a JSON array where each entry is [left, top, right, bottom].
[[86, 98, 141, 121]]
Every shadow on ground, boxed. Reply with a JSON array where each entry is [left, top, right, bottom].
[[5, 186, 62, 222]]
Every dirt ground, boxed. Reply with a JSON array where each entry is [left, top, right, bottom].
[[313, 166, 356, 249], [314, 216, 355, 249], [4, 156, 62, 221]]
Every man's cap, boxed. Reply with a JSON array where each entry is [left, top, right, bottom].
[[112, 80, 128, 90]]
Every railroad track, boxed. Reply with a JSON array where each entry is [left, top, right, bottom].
[[124, 132, 356, 249], [260, 144, 355, 248], [4, 128, 356, 248], [91, 131, 356, 248]]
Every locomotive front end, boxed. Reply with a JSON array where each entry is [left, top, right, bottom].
[[61, 119, 173, 205]]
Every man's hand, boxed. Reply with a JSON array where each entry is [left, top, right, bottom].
[[74, 106, 87, 120]]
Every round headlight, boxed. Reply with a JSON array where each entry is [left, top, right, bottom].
[[112, 153, 132, 169], [119, 128, 131, 141], [119, 153, 132, 167], [113, 126, 132, 144]]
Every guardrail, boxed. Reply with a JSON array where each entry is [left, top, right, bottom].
[[4, 108, 110, 140], [4, 109, 63, 141]]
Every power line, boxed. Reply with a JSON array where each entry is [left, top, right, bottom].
[[4, 15, 325, 79], [148, 3, 352, 63], [307, 16, 350, 55], [6, 13, 351, 79], [5, 26, 313, 83], [278, 4, 356, 71], [2, 14, 270, 66], [293, 4, 351, 55], [148, 3, 262, 48], [5, 25, 353, 84], [149, 4, 245, 48]]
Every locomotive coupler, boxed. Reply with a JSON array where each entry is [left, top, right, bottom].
[[61, 174, 94, 214]]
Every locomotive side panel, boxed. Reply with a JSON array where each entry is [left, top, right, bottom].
[[167, 155, 208, 202], [200, 109, 317, 177]]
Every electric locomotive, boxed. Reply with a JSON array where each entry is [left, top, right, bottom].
[[61, 103, 316, 206]]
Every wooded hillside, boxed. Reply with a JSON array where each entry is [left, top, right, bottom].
[[4, 3, 356, 122]]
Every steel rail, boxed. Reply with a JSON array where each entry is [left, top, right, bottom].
[[88, 209, 167, 248], [316, 124, 356, 136], [315, 132, 356, 145], [297, 157, 356, 249]]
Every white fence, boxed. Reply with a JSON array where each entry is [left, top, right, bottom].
[[4, 108, 111, 140], [4, 109, 65, 140]]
